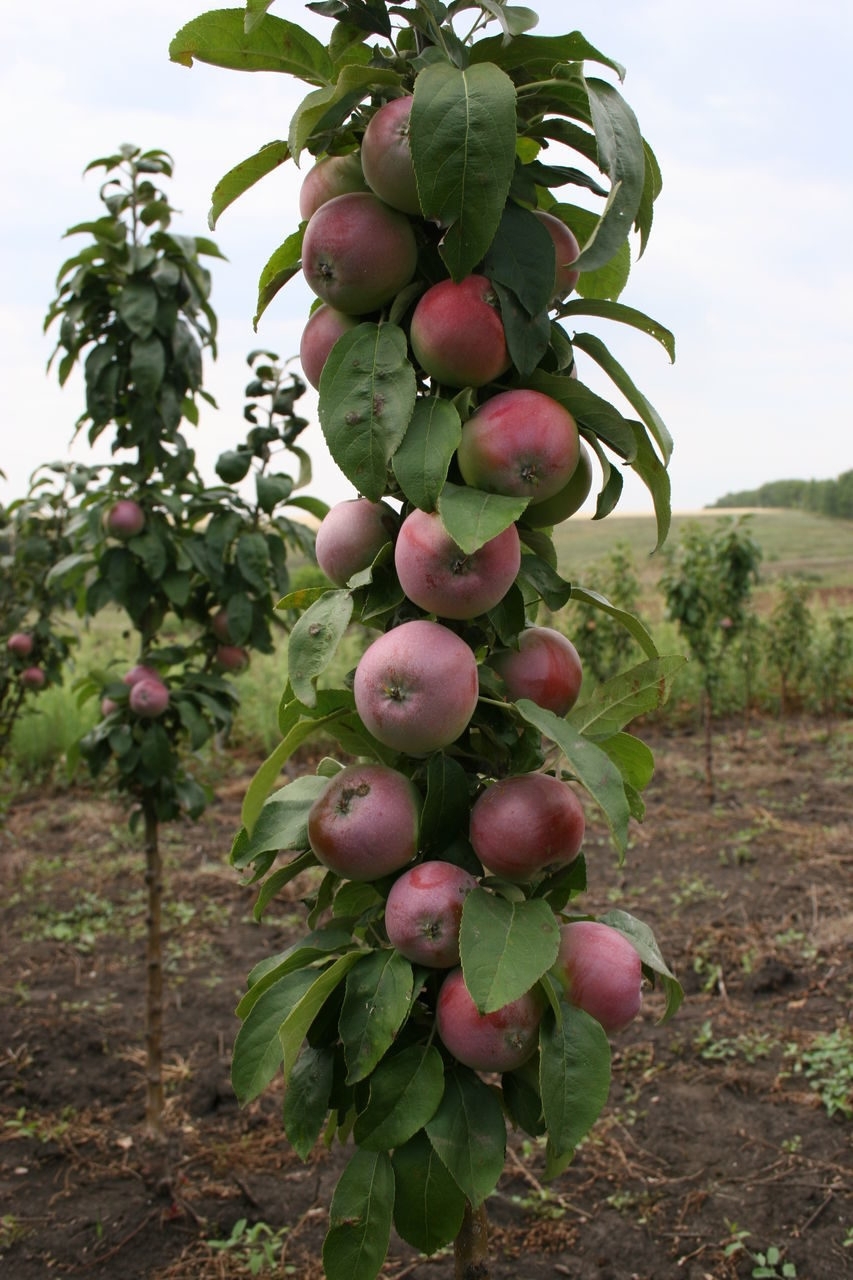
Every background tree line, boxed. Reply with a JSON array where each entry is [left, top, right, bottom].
[[710, 470, 853, 519]]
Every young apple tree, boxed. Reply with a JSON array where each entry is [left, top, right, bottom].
[[171, 2, 685, 1274]]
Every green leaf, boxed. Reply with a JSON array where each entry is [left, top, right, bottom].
[[425, 1068, 506, 1208], [557, 298, 675, 363], [322, 1149, 394, 1280], [241, 704, 350, 833], [567, 655, 685, 739], [256, 471, 294, 514], [469, 31, 625, 81], [569, 584, 659, 660], [353, 1044, 445, 1151], [339, 950, 414, 1084], [117, 281, 158, 338], [551, 204, 630, 302], [392, 1129, 467, 1255], [572, 78, 645, 274], [169, 10, 333, 83], [230, 773, 328, 868], [411, 62, 517, 280], [572, 331, 673, 464], [526, 369, 636, 460], [482, 203, 554, 317], [419, 753, 472, 856], [460, 890, 559, 1013], [209, 140, 290, 229], [539, 1003, 611, 1174], [287, 589, 354, 708], [599, 909, 683, 1021], [130, 335, 165, 396], [283, 1043, 334, 1160], [289, 65, 402, 161], [280, 953, 362, 1084], [392, 397, 461, 511], [238, 928, 351, 1015], [254, 226, 304, 328], [437, 481, 528, 555], [231, 968, 318, 1105], [319, 323, 416, 501], [626, 417, 673, 552]]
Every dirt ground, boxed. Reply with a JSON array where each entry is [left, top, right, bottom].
[[1, 715, 851, 1280]]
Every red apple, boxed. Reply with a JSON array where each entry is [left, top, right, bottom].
[[6, 632, 34, 658], [360, 95, 421, 215], [104, 499, 146, 540], [20, 666, 46, 690], [211, 608, 232, 643], [123, 664, 163, 688], [469, 771, 585, 881], [490, 625, 583, 716], [553, 920, 643, 1033], [301, 191, 418, 315], [128, 678, 170, 718], [436, 968, 543, 1073], [385, 860, 478, 967], [299, 151, 368, 222], [534, 209, 581, 299], [457, 388, 580, 504], [315, 497, 399, 586], [307, 762, 420, 881], [353, 619, 479, 756], [394, 508, 521, 620], [409, 275, 510, 388], [522, 443, 593, 528], [100, 696, 119, 716], [215, 644, 249, 673], [299, 303, 359, 390]]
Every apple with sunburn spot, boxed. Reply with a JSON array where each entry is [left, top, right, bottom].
[[409, 275, 510, 388], [435, 968, 543, 1073], [20, 666, 46, 690], [394, 508, 521, 620], [385, 860, 478, 967], [469, 771, 585, 881], [553, 920, 643, 1033], [522, 443, 593, 529], [128, 678, 170, 718], [299, 303, 359, 390], [353, 618, 479, 756], [301, 191, 418, 315], [457, 388, 580, 505], [298, 151, 369, 222], [315, 497, 399, 587], [534, 209, 581, 299], [6, 632, 34, 658], [307, 762, 420, 881], [360, 96, 421, 215], [104, 499, 146, 540], [215, 644, 250, 673], [490, 625, 583, 716]]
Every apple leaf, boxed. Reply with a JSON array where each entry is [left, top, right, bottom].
[[572, 78, 645, 274], [482, 204, 554, 318], [322, 1148, 395, 1280], [353, 1044, 445, 1151], [572, 330, 673, 464], [557, 298, 675, 363], [231, 967, 319, 1105], [230, 773, 328, 868], [425, 1067, 506, 1208], [289, 64, 402, 162], [411, 62, 517, 280], [460, 889, 560, 1013], [287, 589, 354, 709], [241, 924, 357, 1014], [599, 908, 684, 1021], [437, 481, 529, 555], [419, 752, 471, 857], [517, 552, 573, 611], [208, 140, 290, 230], [392, 1129, 467, 1255], [469, 31, 625, 80], [568, 585, 659, 660], [567, 655, 685, 738], [392, 396, 461, 511], [253, 226, 304, 328], [627, 418, 673, 551], [283, 1043, 334, 1160], [319, 322, 416, 503], [169, 10, 333, 83], [280, 952, 362, 1084], [340, 949, 414, 1084], [539, 1003, 611, 1176]]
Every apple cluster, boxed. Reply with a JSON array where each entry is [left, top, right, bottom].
[[6, 630, 47, 691]]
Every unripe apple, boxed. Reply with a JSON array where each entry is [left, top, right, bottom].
[[307, 762, 420, 881], [469, 771, 585, 881], [20, 666, 46, 690], [553, 920, 643, 1033], [299, 151, 369, 222], [409, 275, 510, 388], [490, 625, 583, 716], [522, 443, 593, 528], [534, 209, 581, 299], [299, 303, 359, 390], [104, 499, 146, 540], [385, 860, 478, 967], [436, 968, 543, 1073], [457, 388, 580, 505], [6, 632, 34, 658], [353, 619, 479, 756], [215, 644, 250, 673], [128, 678, 170, 718], [301, 191, 419, 315], [394, 508, 521, 620], [315, 497, 399, 586], [360, 95, 421, 215]]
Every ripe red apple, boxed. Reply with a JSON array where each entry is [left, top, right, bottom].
[[353, 618, 479, 756], [522, 443, 593, 528], [456, 388, 580, 504], [6, 632, 34, 658], [534, 209, 581, 299], [469, 771, 585, 881], [123, 664, 163, 688], [490, 625, 583, 717], [360, 95, 421, 215], [299, 303, 359, 390], [104, 499, 146, 540], [315, 497, 399, 586], [553, 920, 643, 1034], [435, 968, 543, 1073], [385, 860, 478, 967], [394, 508, 521, 620], [298, 151, 369, 222], [307, 762, 420, 881], [215, 644, 250, 673], [20, 666, 46, 690], [409, 275, 510, 388], [128, 678, 170, 718], [301, 191, 419, 315]]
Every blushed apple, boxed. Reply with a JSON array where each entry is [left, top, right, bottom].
[[128, 679, 170, 718], [436, 968, 543, 1073], [490, 625, 583, 716], [307, 762, 420, 881], [409, 275, 510, 388], [394, 508, 521, 620], [20, 666, 46, 690], [123, 664, 163, 688], [104, 499, 146, 540], [6, 632, 34, 658], [385, 860, 478, 967], [522, 443, 593, 528], [301, 191, 418, 315], [315, 497, 399, 586], [360, 95, 421, 215], [211, 608, 232, 643], [299, 151, 369, 222], [553, 920, 643, 1033], [299, 303, 359, 390], [534, 209, 581, 299], [469, 771, 585, 881], [457, 388, 580, 505], [215, 644, 249, 673]]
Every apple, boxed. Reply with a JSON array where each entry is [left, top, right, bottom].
[[215, 644, 249, 673], [299, 303, 359, 390], [553, 920, 643, 1034], [385, 860, 478, 967], [6, 632, 34, 658], [315, 497, 399, 586], [456, 389, 580, 505], [100, 696, 119, 716], [394, 508, 521, 620], [490, 625, 583, 717], [353, 618, 479, 756], [469, 771, 585, 881], [307, 762, 420, 881], [123, 664, 163, 688], [360, 96, 421, 215], [534, 209, 581, 299], [20, 666, 46, 690], [522, 443, 593, 528], [211, 608, 232, 643], [435, 968, 543, 1073], [128, 678, 170, 718], [301, 191, 419, 315], [299, 151, 369, 222], [409, 275, 510, 388], [104, 499, 146, 540]]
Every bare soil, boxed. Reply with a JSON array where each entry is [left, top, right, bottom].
[[1, 716, 851, 1280]]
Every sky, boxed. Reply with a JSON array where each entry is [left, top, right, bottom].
[[2, 0, 851, 521]]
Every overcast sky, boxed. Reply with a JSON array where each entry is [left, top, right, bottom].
[[2, 0, 851, 520]]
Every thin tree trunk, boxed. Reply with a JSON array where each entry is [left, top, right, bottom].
[[703, 686, 715, 806], [143, 797, 166, 1142], [454, 1201, 490, 1280]]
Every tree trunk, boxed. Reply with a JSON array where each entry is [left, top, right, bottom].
[[143, 797, 166, 1142], [454, 1201, 490, 1280], [702, 685, 715, 806]]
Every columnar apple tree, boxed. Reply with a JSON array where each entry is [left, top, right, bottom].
[[172, 2, 684, 1273]]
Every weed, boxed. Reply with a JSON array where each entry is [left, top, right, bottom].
[[693, 1021, 776, 1064], [4, 1105, 76, 1143], [784, 1027, 853, 1118], [750, 1244, 797, 1278], [207, 1218, 292, 1275]]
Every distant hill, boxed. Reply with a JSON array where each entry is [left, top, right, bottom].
[[709, 471, 853, 519]]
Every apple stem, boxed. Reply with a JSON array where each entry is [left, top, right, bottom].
[[454, 1199, 490, 1279]]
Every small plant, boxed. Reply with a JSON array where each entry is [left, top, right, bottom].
[[207, 1218, 291, 1275], [750, 1244, 797, 1278], [785, 1027, 853, 1119], [693, 1021, 775, 1065]]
